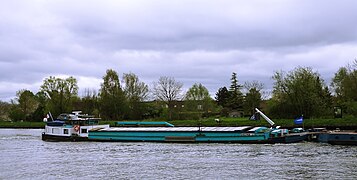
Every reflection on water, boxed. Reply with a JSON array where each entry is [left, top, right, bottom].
[[0, 129, 357, 179]]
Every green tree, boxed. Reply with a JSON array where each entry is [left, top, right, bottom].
[[40, 76, 79, 116], [8, 103, 24, 122], [16, 89, 39, 121], [215, 87, 230, 107], [270, 67, 331, 118], [99, 69, 127, 120], [331, 60, 357, 115], [81, 89, 99, 116], [31, 91, 48, 122], [185, 83, 215, 113], [122, 73, 149, 119], [228, 72, 244, 110], [0, 101, 11, 121], [243, 81, 263, 115], [215, 86, 230, 116], [153, 76, 183, 120]]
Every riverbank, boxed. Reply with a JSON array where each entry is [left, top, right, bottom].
[[1, 117, 357, 129], [0, 122, 45, 129], [166, 117, 357, 130]]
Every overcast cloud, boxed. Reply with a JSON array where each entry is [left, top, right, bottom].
[[1, 0, 357, 101]]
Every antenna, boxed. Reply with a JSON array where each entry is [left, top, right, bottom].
[[48, 112, 54, 121]]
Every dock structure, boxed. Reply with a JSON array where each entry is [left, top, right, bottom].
[[315, 131, 357, 145]]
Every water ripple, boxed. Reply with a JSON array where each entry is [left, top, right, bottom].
[[1, 129, 357, 180]]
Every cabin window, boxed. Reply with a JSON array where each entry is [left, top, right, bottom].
[[63, 129, 69, 134], [52, 128, 60, 134], [81, 129, 88, 134]]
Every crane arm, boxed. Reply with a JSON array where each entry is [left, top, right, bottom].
[[255, 108, 275, 127]]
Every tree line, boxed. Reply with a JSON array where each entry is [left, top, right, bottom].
[[1, 61, 357, 122]]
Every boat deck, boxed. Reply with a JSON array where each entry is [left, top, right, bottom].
[[328, 131, 357, 135], [93, 126, 253, 132]]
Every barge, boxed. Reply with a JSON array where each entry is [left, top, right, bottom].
[[87, 108, 308, 143], [42, 109, 309, 143], [89, 126, 272, 143]]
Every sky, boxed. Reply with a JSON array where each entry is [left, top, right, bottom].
[[1, 0, 357, 101]]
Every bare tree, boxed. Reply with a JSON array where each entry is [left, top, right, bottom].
[[153, 76, 183, 120], [244, 81, 264, 92]]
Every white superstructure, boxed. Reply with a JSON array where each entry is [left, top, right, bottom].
[[42, 111, 109, 141]]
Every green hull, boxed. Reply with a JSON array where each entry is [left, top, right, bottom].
[[88, 127, 272, 143]]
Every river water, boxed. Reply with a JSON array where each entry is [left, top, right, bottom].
[[0, 129, 356, 180]]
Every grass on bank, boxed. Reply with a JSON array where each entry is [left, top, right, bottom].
[[1, 117, 356, 129], [0, 121, 46, 128], [102, 116, 357, 128]]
